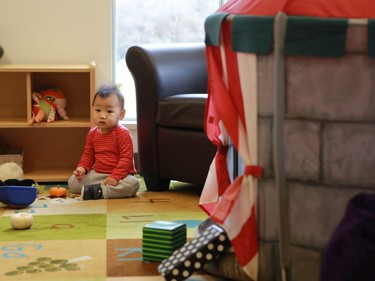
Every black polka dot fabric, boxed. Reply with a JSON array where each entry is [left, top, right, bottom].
[[158, 224, 230, 281]]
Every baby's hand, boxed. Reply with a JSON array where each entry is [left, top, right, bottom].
[[104, 177, 118, 186], [73, 167, 86, 181]]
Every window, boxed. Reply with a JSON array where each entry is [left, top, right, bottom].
[[113, 0, 223, 122]]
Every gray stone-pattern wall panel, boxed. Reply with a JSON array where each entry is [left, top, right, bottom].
[[258, 117, 273, 178], [286, 54, 375, 121], [251, 24, 374, 280], [284, 119, 321, 182], [259, 241, 280, 281], [257, 54, 275, 117], [288, 183, 370, 249], [288, 245, 321, 281], [258, 179, 279, 241], [323, 122, 375, 187]]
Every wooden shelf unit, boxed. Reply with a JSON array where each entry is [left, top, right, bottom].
[[0, 62, 95, 182]]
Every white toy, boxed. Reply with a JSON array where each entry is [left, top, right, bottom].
[[10, 212, 34, 230], [0, 162, 24, 181]]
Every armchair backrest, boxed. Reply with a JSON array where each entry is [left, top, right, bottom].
[[126, 43, 207, 100]]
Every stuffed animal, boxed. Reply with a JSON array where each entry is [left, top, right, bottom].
[[0, 162, 23, 181], [29, 88, 69, 124]]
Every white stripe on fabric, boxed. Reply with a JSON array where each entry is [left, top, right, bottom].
[[236, 53, 258, 164], [200, 157, 219, 206], [220, 44, 229, 88], [199, 126, 230, 210], [244, 253, 259, 280], [237, 52, 259, 217], [238, 52, 258, 166], [222, 176, 255, 238]]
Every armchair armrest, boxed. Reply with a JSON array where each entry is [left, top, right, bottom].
[[125, 43, 213, 190]]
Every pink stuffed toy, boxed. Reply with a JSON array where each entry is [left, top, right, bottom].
[[30, 88, 69, 124]]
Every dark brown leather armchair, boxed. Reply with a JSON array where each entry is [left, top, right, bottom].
[[126, 43, 216, 191]]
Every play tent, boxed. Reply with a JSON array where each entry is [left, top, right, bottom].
[[200, 0, 375, 280]]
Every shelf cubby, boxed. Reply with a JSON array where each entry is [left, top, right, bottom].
[[0, 62, 95, 182]]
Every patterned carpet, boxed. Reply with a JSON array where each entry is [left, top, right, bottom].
[[0, 179, 226, 280]]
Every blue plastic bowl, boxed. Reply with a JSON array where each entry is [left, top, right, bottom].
[[0, 186, 38, 208]]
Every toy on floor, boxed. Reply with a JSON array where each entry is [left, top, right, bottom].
[[142, 221, 187, 262], [30, 87, 69, 124], [49, 186, 68, 198], [158, 222, 231, 281], [0, 163, 38, 208], [10, 212, 34, 230], [0, 185, 38, 208], [0, 162, 23, 181]]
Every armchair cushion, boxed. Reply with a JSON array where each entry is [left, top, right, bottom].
[[157, 93, 208, 129]]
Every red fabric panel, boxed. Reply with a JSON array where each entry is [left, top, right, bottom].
[[212, 175, 244, 223], [206, 24, 241, 147], [230, 204, 259, 265], [221, 22, 246, 147], [219, 0, 375, 18]]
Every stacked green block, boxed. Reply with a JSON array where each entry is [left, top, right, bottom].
[[142, 221, 187, 261]]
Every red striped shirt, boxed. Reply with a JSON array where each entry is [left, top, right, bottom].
[[78, 124, 137, 180]]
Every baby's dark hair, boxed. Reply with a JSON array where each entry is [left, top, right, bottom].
[[93, 84, 124, 110]]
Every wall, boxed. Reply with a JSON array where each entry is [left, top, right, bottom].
[[0, 0, 111, 84], [0, 0, 138, 151], [0, 0, 112, 82]]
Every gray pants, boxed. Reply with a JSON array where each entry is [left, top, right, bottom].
[[68, 170, 139, 199]]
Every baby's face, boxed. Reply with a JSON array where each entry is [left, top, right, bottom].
[[92, 94, 125, 134]]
